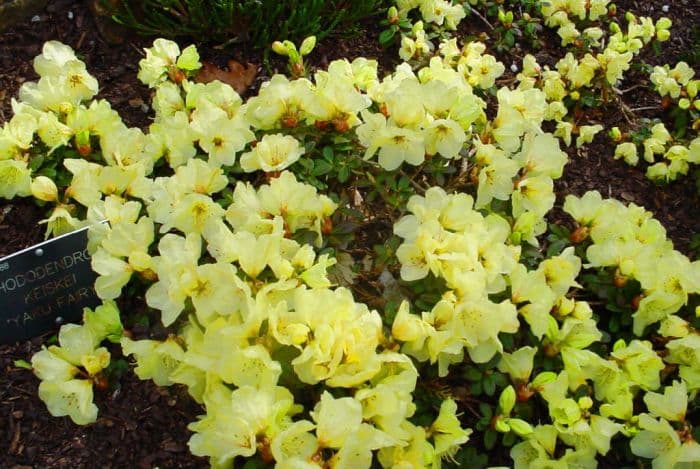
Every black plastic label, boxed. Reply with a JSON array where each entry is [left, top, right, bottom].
[[0, 227, 99, 343]]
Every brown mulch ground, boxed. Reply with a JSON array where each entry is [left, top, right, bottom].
[[0, 0, 698, 467]]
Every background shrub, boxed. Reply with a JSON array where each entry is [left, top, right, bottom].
[[105, 0, 389, 48]]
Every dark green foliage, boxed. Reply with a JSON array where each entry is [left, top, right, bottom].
[[106, 0, 389, 48]]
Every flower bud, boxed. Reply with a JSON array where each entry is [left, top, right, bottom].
[[624, 12, 636, 23], [494, 418, 511, 433], [31, 176, 58, 202], [498, 386, 516, 416], [686, 81, 698, 98], [679, 98, 691, 110], [656, 17, 672, 30], [656, 29, 671, 42], [531, 371, 557, 389], [271, 41, 288, 56], [74, 130, 91, 156], [613, 338, 627, 352], [569, 226, 589, 243], [613, 269, 628, 287], [387, 6, 399, 24], [508, 418, 534, 436], [610, 22, 621, 34], [578, 396, 594, 410], [609, 126, 622, 142], [570, 91, 581, 101], [299, 36, 316, 56]]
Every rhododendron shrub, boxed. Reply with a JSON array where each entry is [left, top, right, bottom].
[[2, 6, 699, 464]]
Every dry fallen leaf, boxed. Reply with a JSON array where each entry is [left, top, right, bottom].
[[194, 59, 257, 95]]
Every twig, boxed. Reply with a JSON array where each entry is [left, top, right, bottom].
[[614, 84, 647, 95], [399, 169, 428, 193], [615, 95, 636, 125], [628, 105, 659, 112], [468, 7, 494, 30]]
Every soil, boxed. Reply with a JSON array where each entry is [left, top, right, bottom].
[[0, 1, 698, 467]]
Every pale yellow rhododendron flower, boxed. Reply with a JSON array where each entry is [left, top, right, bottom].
[[576, 124, 603, 148], [305, 66, 371, 126], [243, 74, 314, 129], [38, 379, 99, 425], [643, 380, 688, 422], [188, 382, 298, 467], [0, 160, 32, 199], [121, 337, 185, 386], [149, 111, 197, 168], [32, 308, 122, 426], [240, 133, 304, 172], [516, 132, 568, 179], [20, 41, 99, 112], [190, 103, 254, 167], [290, 287, 384, 387], [138, 39, 201, 88], [630, 413, 700, 469], [271, 420, 319, 464], [40, 204, 87, 238], [422, 118, 467, 158], [430, 398, 472, 461], [498, 346, 538, 383], [145, 233, 202, 326], [226, 171, 337, 244]]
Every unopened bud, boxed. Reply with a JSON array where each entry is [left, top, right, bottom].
[[679, 98, 691, 110], [613, 269, 628, 288], [656, 17, 672, 30], [578, 396, 593, 410], [31, 176, 58, 202], [75, 130, 91, 156], [656, 29, 671, 42], [387, 6, 399, 24], [609, 126, 622, 142], [569, 226, 589, 243], [271, 41, 288, 56], [494, 418, 511, 433], [299, 36, 316, 56]]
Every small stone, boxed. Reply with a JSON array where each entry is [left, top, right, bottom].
[[128, 98, 144, 108], [67, 11, 73, 19], [510, 63, 519, 73], [30, 14, 40, 22], [661, 5, 669, 12], [12, 410, 24, 419]]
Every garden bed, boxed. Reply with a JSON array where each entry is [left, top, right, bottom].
[[1, 0, 699, 467]]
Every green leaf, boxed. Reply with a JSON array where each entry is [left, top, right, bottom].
[[322, 145, 334, 161], [379, 28, 396, 45], [483, 375, 496, 396], [337, 166, 350, 183], [464, 366, 482, 381], [312, 159, 333, 176], [29, 155, 45, 171], [479, 402, 493, 419], [484, 428, 498, 450], [471, 381, 483, 396]]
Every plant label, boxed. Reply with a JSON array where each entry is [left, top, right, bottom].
[[0, 226, 99, 343]]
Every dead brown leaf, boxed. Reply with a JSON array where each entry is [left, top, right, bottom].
[[194, 60, 257, 95]]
